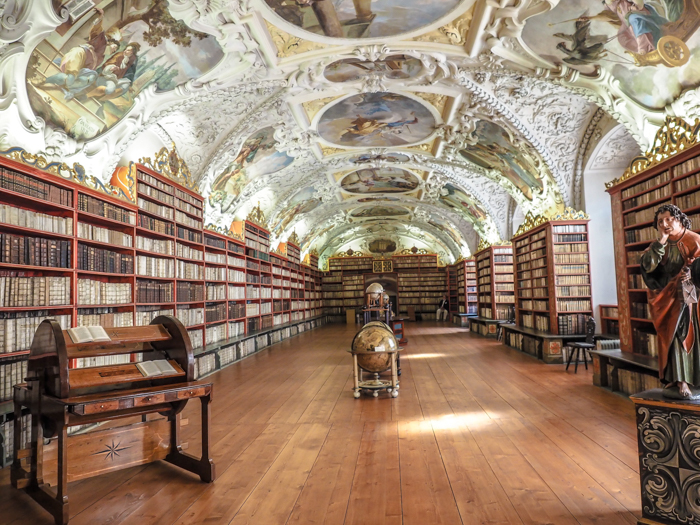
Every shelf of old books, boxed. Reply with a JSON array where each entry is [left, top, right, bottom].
[[465, 258, 477, 315], [397, 269, 447, 320], [391, 253, 438, 271], [511, 218, 593, 335], [447, 262, 459, 316], [470, 245, 513, 337], [0, 156, 329, 465], [600, 304, 619, 337]]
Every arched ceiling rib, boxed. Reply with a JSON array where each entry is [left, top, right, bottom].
[[2, 0, 696, 265]]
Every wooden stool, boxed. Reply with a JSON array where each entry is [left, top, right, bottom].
[[566, 316, 596, 373]]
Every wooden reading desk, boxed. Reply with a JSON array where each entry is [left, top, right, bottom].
[[11, 315, 215, 525]]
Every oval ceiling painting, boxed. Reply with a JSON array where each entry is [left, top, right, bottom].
[[458, 120, 543, 200], [26, 1, 224, 141], [318, 93, 435, 148], [351, 152, 411, 164], [351, 206, 410, 218], [271, 186, 321, 235], [439, 183, 487, 222], [324, 55, 423, 83], [340, 168, 420, 194], [264, 0, 461, 39]]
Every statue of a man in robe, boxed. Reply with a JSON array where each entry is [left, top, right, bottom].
[[642, 204, 700, 398]]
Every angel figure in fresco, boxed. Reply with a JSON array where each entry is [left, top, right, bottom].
[[340, 112, 418, 142], [37, 8, 121, 99], [211, 136, 269, 194]]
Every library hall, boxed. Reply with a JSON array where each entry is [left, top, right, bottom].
[[4, 1, 700, 524]]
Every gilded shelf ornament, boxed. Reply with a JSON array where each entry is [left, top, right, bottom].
[[246, 202, 268, 228], [205, 223, 245, 242], [139, 143, 198, 192], [0, 146, 133, 202], [272, 246, 287, 257], [321, 145, 348, 157], [332, 249, 368, 258], [264, 21, 329, 58], [288, 230, 300, 246], [308, 248, 319, 257], [606, 116, 700, 189], [398, 246, 432, 255], [477, 238, 492, 252], [549, 207, 590, 222], [514, 212, 549, 237]]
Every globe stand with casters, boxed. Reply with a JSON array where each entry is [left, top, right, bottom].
[[349, 322, 401, 399]]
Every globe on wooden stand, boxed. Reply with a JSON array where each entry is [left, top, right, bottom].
[[349, 321, 401, 398]]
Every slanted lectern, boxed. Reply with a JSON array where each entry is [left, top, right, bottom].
[[11, 315, 215, 525]]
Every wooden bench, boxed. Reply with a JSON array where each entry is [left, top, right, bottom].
[[501, 324, 587, 364], [468, 317, 507, 338], [589, 349, 659, 390]]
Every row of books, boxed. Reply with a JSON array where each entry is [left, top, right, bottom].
[[138, 182, 174, 206], [77, 309, 133, 328], [675, 170, 700, 191], [136, 279, 173, 304], [206, 284, 226, 301], [557, 313, 589, 335], [77, 279, 131, 305], [554, 234, 587, 243], [1, 234, 71, 268], [177, 306, 204, 327], [205, 267, 227, 281], [138, 214, 173, 236], [555, 275, 589, 285], [556, 299, 591, 312], [522, 313, 550, 332], [676, 191, 700, 212], [630, 301, 651, 319], [624, 200, 670, 227], [138, 197, 173, 220], [556, 264, 589, 274], [556, 285, 591, 297], [79, 194, 135, 225], [0, 275, 70, 307], [135, 307, 173, 326], [675, 156, 700, 178], [177, 227, 202, 244], [177, 281, 204, 302], [178, 199, 202, 218], [633, 328, 659, 357], [80, 222, 132, 247], [0, 166, 72, 207], [622, 184, 670, 211], [229, 302, 246, 319], [507, 332, 539, 356], [175, 210, 202, 230], [553, 243, 588, 253], [0, 204, 73, 235], [137, 170, 175, 195], [206, 302, 227, 323], [135, 235, 173, 254], [205, 324, 227, 348], [625, 225, 657, 244], [205, 252, 226, 265], [553, 253, 588, 264], [621, 170, 670, 200], [78, 244, 133, 274], [0, 359, 26, 400], [136, 255, 174, 278], [177, 260, 203, 280], [616, 369, 661, 396], [628, 273, 648, 290], [0, 312, 71, 353]]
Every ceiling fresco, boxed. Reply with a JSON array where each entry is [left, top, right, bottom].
[[339, 168, 420, 194], [0, 0, 687, 267]]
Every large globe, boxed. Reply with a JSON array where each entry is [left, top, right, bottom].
[[351, 322, 398, 373], [366, 283, 384, 304]]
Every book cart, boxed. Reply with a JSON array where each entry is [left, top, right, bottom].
[[0, 155, 326, 466], [501, 213, 592, 363], [470, 244, 513, 337]]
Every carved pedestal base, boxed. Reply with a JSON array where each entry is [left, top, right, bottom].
[[631, 390, 700, 525]]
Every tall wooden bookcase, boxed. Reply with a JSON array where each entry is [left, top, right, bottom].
[[474, 245, 514, 321], [607, 127, 700, 360], [0, 155, 326, 464], [447, 258, 477, 323], [511, 217, 593, 335]]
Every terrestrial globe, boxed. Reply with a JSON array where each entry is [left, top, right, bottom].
[[350, 322, 398, 373]]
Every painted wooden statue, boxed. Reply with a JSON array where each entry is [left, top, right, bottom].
[[641, 204, 700, 398]]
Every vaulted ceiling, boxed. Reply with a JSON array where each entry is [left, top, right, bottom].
[[0, 0, 694, 266]]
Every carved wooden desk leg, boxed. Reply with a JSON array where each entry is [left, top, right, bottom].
[[10, 395, 26, 488], [352, 355, 360, 399], [55, 423, 70, 525], [199, 394, 215, 483]]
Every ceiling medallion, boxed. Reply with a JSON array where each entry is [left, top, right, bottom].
[[246, 202, 268, 229], [606, 116, 700, 189], [139, 143, 197, 192]]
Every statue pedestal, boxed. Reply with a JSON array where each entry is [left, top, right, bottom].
[[631, 390, 700, 524]]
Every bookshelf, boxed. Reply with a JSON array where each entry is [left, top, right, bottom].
[[446, 258, 477, 325], [469, 245, 513, 336], [600, 304, 619, 337], [0, 156, 328, 465], [397, 270, 446, 320]]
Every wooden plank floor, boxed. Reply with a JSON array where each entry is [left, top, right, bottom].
[[0, 322, 641, 524]]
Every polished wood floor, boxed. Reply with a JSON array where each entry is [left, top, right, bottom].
[[0, 322, 641, 524]]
